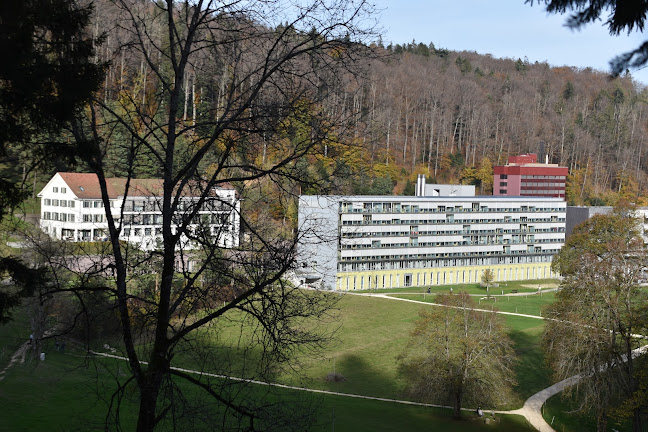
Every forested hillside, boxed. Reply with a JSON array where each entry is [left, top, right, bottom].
[[39, 1, 648, 206]]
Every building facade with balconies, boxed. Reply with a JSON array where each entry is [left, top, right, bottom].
[[298, 195, 566, 290]]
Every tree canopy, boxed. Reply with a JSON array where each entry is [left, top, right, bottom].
[[0, 0, 103, 323], [547, 208, 648, 431], [398, 293, 516, 418]]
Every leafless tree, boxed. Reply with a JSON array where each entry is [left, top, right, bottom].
[[398, 292, 517, 418], [30, 1, 378, 430]]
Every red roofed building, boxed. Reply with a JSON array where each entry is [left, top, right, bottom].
[[37, 172, 240, 250], [493, 154, 568, 199]]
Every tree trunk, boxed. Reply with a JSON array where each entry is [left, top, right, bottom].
[[136, 376, 161, 432], [453, 390, 462, 419]]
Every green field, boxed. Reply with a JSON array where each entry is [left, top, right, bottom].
[[355, 278, 558, 296], [0, 289, 557, 430], [393, 291, 556, 317]]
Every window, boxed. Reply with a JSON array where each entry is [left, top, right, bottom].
[[44, 199, 51, 206], [68, 200, 75, 208], [93, 214, 103, 223], [52, 199, 59, 206], [53, 187, 58, 193], [68, 214, 75, 222], [83, 201, 91, 208], [61, 187, 67, 193], [144, 228, 152, 236], [93, 201, 103, 208], [83, 214, 92, 222]]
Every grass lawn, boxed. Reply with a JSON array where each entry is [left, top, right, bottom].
[[275, 295, 550, 405], [314, 395, 533, 431], [0, 291, 552, 430], [503, 315, 552, 405], [543, 393, 633, 432], [0, 305, 31, 365], [0, 348, 534, 431], [354, 279, 559, 296], [392, 292, 556, 317], [0, 350, 139, 431]]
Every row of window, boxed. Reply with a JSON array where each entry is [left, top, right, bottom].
[[42, 212, 75, 222], [520, 175, 566, 179], [341, 238, 562, 250], [51, 187, 67, 193], [340, 203, 564, 214], [122, 198, 233, 213], [121, 213, 230, 225], [45, 212, 231, 227], [338, 254, 554, 272], [339, 248, 562, 262], [520, 182, 565, 187], [82, 214, 105, 223], [338, 265, 555, 289], [43, 212, 108, 223], [82, 200, 106, 208], [44, 199, 75, 208], [123, 226, 228, 237], [342, 217, 565, 226], [341, 227, 565, 238]]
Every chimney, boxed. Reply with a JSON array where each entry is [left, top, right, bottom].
[[416, 174, 426, 196]]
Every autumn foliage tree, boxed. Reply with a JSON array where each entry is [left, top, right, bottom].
[[546, 208, 648, 431]]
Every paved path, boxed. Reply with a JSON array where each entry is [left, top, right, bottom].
[[356, 292, 547, 320], [0, 341, 29, 381]]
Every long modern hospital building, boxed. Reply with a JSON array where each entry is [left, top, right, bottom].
[[298, 186, 566, 291]]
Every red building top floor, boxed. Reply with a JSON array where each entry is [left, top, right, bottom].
[[507, 154, 537, 164]]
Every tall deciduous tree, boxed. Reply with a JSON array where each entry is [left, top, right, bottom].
[[398, 293, 516, 418], [546, 208, 648, 431], [39, 1, 376, 430]]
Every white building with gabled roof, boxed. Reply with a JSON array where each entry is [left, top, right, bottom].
[[37, 172, 240, 250]]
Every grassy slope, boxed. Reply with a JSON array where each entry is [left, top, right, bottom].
[[0, 292, 548, 431]]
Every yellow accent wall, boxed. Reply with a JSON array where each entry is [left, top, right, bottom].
[[336, 262, 555, 290]]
